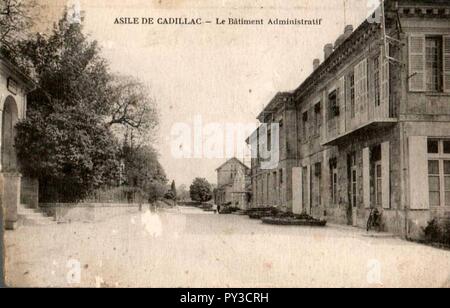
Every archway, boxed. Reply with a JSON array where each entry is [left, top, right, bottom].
[[1, 95, 21, 230], [2, 96, 19, 172]]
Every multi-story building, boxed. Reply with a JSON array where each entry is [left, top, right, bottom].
[[247, 92, 298, 211], [215, 157, 251, 209], [247, 0, 450, 239]]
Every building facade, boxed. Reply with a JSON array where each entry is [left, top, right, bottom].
[[0, 55, 35, 230], [248, 0, 450, 239], [215, 158, 250, 209], [247, 93, 298, 211]]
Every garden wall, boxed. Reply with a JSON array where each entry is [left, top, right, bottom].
[[39, 203, 144, 223]]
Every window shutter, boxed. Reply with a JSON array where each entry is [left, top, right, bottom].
[[363, 147, 371, 209], [408, 34, 425, 92], [361, 59, 368, 121], [292, 167, 303, 214], [338, 76, 346, 134], [408, 136, 429, 210], [354, 61, 362, 120], [381, 142, 390, 209], [443, 35, 450, 93], [380, 45, 390, 116], [355, 59, 368, 122]]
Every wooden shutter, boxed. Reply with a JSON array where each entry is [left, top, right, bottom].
[[380, 45, 390, 117], [292, 167, 303, 214], [363, 147, 371, 209], [443, 35, 450, 93], [338, 76, 346, 134], [408, 136, 429, 210], [408, 34, 425, 92], [381, 142, 390, 209], [354, 62, 362, 122], [355, 59, 368, 123], [361, 59, 368, 122]]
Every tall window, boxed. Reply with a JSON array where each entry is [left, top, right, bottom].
[[267, 128, 272, 151], [373, 56, 381, 106], [302, 111, 308, 139], [427, 139, 450, 207], [348, 72, 355, 118], [328, 90, 338, 118], [314, 102, 321, 137], [314, 162, 322, 207], [330, 159, 338, 204], [425, 37, 443, 92]]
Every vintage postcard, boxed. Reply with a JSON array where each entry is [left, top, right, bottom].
[[1, 0, 450, 292]]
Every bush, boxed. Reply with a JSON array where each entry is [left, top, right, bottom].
[[423, 219, 450, 246]]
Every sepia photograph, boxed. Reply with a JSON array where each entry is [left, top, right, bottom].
[[1, 0, 450, 292]]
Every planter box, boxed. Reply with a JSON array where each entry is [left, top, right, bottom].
[[262, 217, 327, 227]]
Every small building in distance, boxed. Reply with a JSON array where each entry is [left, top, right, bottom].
[[215, 158, 251, 209]]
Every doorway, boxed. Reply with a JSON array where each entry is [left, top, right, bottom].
[[348, 152, 358, 226], [2, 96, 19, 172]]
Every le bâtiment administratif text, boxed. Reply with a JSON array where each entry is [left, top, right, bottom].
[[226, 18, 322, 25]]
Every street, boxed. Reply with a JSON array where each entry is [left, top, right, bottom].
[[4, 206, 450, 288]]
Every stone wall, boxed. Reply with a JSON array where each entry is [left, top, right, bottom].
[[1, 173, 20, 230], [20, 177, 39, 209], [39, 203, 142, 224]]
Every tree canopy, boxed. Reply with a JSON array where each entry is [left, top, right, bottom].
[[189, 178, 213, 203], [0, 0, 37, 59], [12, 12, 164, 202]]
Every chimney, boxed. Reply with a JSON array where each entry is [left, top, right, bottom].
[[324, 43, 333, 60], [313, 58, 320, 70], [344, 25, 354, 38]]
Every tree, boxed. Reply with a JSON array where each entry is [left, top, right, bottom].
[[177, 184, 190, 201], [13, 11, 165, 202], [107, 76, 159, 146], [0, 0, 37, 59], [122, 144, 167, 190], [14, 13, 119, 201], [16, 106, 121, 202], [170, 180, 177, 200], [18, 15, 112, 115], [146, 181, 167, 204], [189, 178, 213, 203]]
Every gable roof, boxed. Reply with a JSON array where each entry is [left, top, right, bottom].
[[215, 157, 249, 172]]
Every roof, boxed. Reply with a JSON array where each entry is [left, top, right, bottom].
[[215, 157, 250, 172], [0, 54, 36, 92], [256, 92, 293, 122]]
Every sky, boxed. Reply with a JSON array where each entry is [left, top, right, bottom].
[[35, 0, 374, 186]]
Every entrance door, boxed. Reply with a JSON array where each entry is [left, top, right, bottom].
[[350, 167, 358, 226], [348, 153, 358, 226], [374, 161, 382, 208]]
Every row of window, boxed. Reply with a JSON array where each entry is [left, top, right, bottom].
[[301, 51, 387, 140]]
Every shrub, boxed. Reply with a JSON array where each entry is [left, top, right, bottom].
[[423, 219, 450, 246]]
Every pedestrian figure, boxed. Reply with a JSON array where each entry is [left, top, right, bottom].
[[217, 204, 221, 214], [149, 202, 157, 213]]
